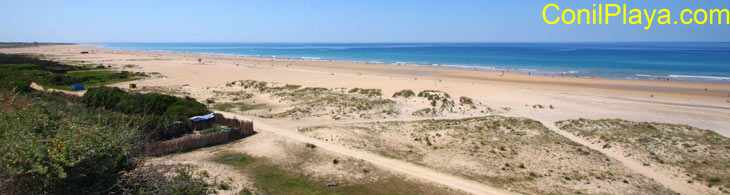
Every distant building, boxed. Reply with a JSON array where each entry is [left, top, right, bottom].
[[190, 113, 215, 130]]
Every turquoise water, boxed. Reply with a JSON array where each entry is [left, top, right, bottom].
[[99, 43, 730, 83]]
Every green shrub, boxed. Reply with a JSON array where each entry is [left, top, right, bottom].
[[459, 96, 474, 104], [0, 91, 141, 194], [349, 88, 382, 97], [83, 87, 208, 118], [164, 97, 209, 119], [82, 87, 209, 140], [0, 74, 32, 92], [118, 94, 146, 113], [118, 164, 213, 194], [46, 74, 93, 86], [81, 87, 127, 109], [392, 89, 415, 98], [143, 93, 179, 115]]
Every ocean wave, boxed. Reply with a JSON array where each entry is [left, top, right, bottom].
[[96, 43, 730, 84], [635, 74, 668, 77], [669, 75, 730, 80], [636, 74, 730, 81]]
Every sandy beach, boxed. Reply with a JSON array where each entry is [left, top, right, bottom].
[[5, 44, 726, 134], [3, 44, 729, 194]]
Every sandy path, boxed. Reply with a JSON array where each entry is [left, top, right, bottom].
[[540, 120, 709, 195], [29, 82, 85, 96], [217, 111, 514, 195]]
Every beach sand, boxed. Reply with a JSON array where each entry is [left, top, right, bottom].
[[3, 44, 729, 194], [5, 44, 726, 135]]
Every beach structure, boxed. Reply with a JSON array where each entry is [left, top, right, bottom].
[[71, 84, 84, 90], [190, 113, 215, 130], [129, 83, 137, 88], [145, 114, 255, 156], [80, 51, 89, 54]]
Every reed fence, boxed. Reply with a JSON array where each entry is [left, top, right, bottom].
[[143, 116, 254, 156]]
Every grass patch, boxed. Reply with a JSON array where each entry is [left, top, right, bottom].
[[392, 89, 415, 98], [227, 80, 398, 119], [0, 54, 146, 91], [39, 70, 146, 90], [417, 90, 450, 100], [213, 152, 257, 168], [212, 152, 465, 195], [212, 102, 266, 112], [272, 87, 397, 119], [133, 86, 190, 96], [199, 128, 221, 135], [213, 152, 330, 194], [300, 116, 675, 194], [214, 90, 253, 100], [459, 96, 474, 104], [556, 118, 730, 190], [348, 88, 382, 97]]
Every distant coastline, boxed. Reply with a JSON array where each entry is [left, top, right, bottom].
[[96, 42, 730, 84]]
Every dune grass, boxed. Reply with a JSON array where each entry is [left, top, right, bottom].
[[40, 70, 146, 90], [556, 118, 730, 192], [212, 102, 266, 112], [300, 116, 675, 194], [212, 152, 463, 195]]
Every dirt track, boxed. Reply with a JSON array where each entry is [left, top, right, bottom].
[[218, 111, 515, 195]]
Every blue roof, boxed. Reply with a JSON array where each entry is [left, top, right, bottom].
[[189, 113, 214, 122]]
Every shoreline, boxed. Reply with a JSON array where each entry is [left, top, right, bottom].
[[88, 44, 730, 95], [2, 44, 729, 134], [95, 43, 730, 85]]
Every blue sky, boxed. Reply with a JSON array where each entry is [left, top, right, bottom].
[[1, 0, 729, 43]]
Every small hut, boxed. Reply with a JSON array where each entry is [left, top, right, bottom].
[[190, 113, 215, 130]]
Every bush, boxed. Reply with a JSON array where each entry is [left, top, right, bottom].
[[0, 53, 80, 71], [118, 93, 146, 114], [143, 93, 179, 115], [81, 87, 208, 140], [46, 74, 93, 86], [81, 87, 127, 109], [0, 90, 216, 194], [349, 88, 382, 97], [164, 97, 209, 119], [83, 87, 208, 118], [0, 54, 84, 92], [0, 91, 141, 194], [0, 75, 32, 92], [117, 164, 213, 194], [459, 96, 474, 104], [392, 89, 415, 98]]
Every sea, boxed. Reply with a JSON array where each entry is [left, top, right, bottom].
[[99, 42, 730, 83]]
